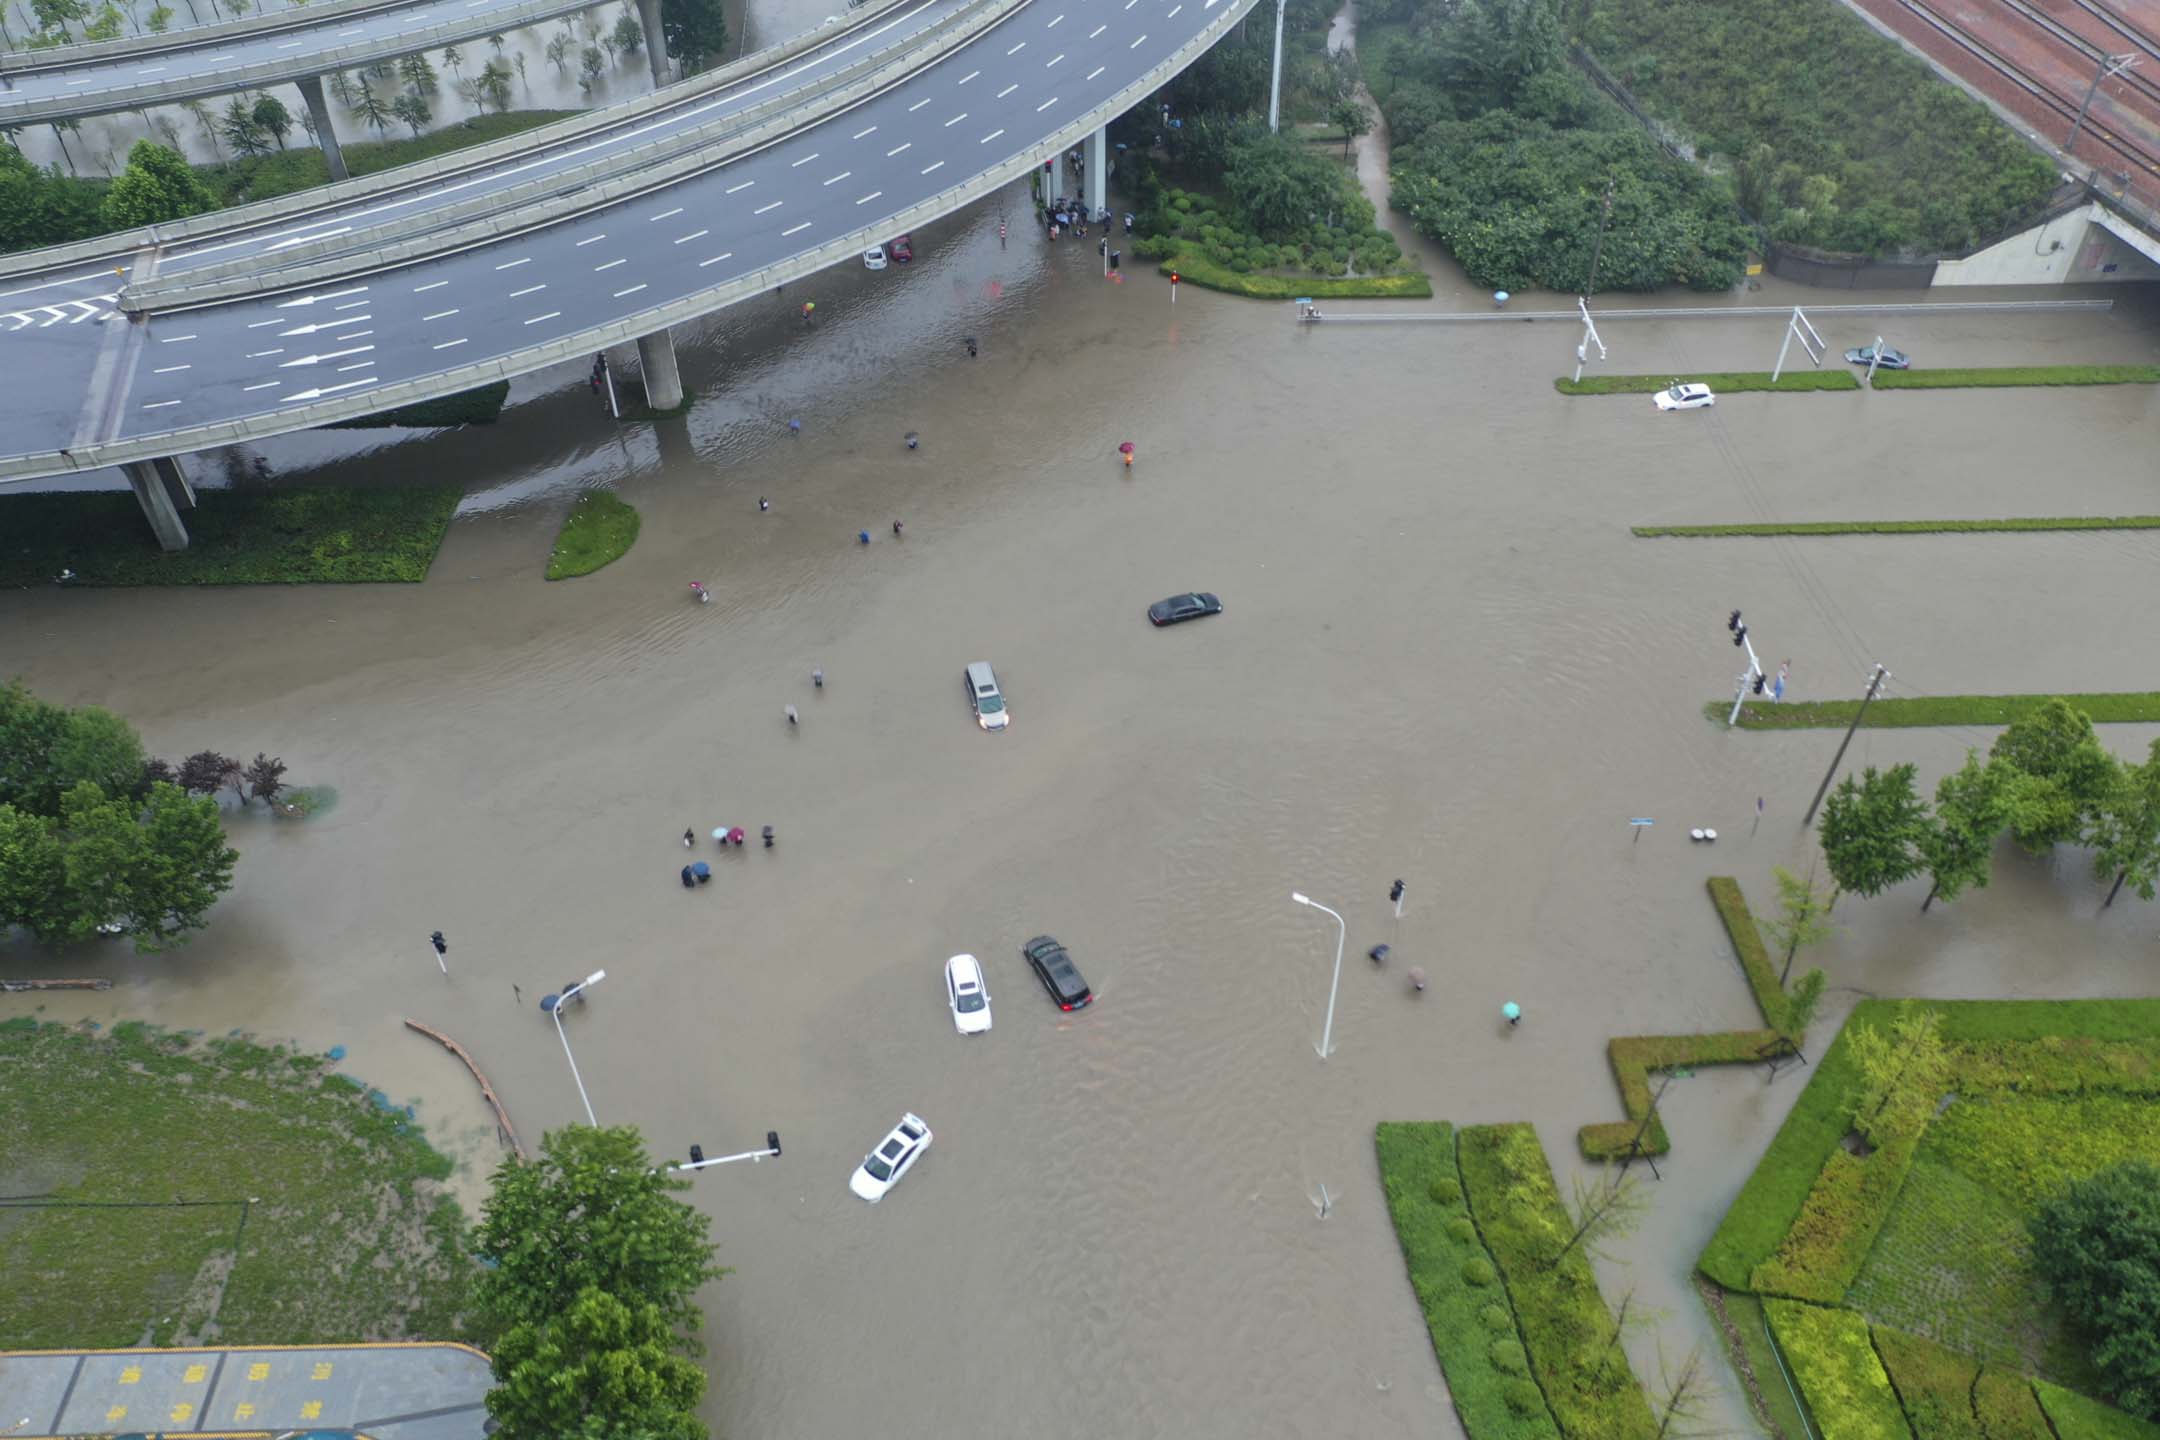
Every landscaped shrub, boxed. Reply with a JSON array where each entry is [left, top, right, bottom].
[[1490, 1340, 1530, 1376], [1447, 1216, 1479, 1245], [1460, 1123, 1657, 1440], [1974, 1370, 2052, 1440], [1872, 1324, 1980, 1440], [1750, 1134, 1921, 1303], [1464, 1257, 1498, 1287], [1709, 876, 1793, 1032], [1375, 1122, 1560, 1440], [1764, 1299, 1912, 1440]]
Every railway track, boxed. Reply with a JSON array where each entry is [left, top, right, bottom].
[[1997, 0, 2160, 118], [2069, 0, 2160, 65], [1890, 0, 2160, 179]]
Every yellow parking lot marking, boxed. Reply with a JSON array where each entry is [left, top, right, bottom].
[[247, 1362, 271, 1381], [311, 1362, 334, 1380], [235, 1402, 257, 1420], [301, 1400, 323, 1419], [105, 1405, 127, 1422], [169, 1402, 193, 1422], [185, 1363, 209, 1382], [119, 1366, 142, 1384]]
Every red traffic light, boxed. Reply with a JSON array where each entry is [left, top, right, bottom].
[[1169, 271, 1180, 285]]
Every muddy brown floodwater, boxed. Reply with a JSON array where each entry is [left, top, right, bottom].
[[7, 165, 2160, 1436]]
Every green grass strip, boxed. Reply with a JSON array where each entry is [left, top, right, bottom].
[[2034, 1379, 2160, 1440], [1375, 1122, 1560, 1440], [1556, 370, 1860, 395], [545, 490, 641, 580], [1714, 693, 2160, 729], [0, 485, 458, 586], [1636, 516, 2160, 537], [1872, 364, 2160, 389], [1154, 253, 1434, 299]]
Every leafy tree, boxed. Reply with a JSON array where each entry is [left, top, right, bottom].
[[579, 43, 607, 91], [487, 1287, 705, 1440], [487, 29, 504, 51], [398, 52, 440, 94], [0, 781, 236, 951], [120, 781, 240, 950], [243, 753, 287, 806], [349, 77, 393, 136], [513, 52, 528, 89], [327, 70, 354, 105], [1550, 1169, 1646, 1268], [1920, 750, 2012, 912], [1818, 763, 1931, 906], [2093, 739, 2160, 908], [391, 92, 432, 137], [1761, 863, 1836, 985], [146, 4, 174, 30], [0, 804, 71, 942], [545, 30, 575, 73], [2029, 1161, 2160, 1419], [477, 58, 513, 113], [1223, 128, 1341, 240], [474, 1125, 721, 1338], [176, 750, 237, 798], [1430, 0, 1563, 112], [83, 2, 125, 41], [29, 0, 86, 37], [252, 94, 292, 149], [1990, 698, 2117, 854], [611, 11, 643, 57], [661, 0, 727, 73], [1328, 96, 1370, 157], [0, 678, 71, 814], [99, 139, 214, 230], [220, 96, 270, 157], [1846, 1004, 1948, 1149], [49, 706, 147, 808], [441, 43, 465, 77]]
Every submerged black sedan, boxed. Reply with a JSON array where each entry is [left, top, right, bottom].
[[1147, 592, 1223, 626]]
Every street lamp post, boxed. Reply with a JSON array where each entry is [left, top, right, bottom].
[[1291, 892, 1346, 1060], [549, 968, 608, 1125]]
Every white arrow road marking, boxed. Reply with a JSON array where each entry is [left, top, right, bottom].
[[280, 316, 369, 335], [280, 345, 375, 367], [282, 378, 377, 402]]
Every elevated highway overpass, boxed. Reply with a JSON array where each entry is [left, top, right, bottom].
[[0, 0, 1260, 547]]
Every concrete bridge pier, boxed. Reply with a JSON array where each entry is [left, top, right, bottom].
[[295, 76, 348, 183], [122, 456, 193, 551], [1084, 126, 1107, 219], [636, 0, 669, 87], [638, 327, 684, 409]]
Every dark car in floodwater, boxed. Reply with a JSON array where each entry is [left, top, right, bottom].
[[1147, 592, 1222, 626]]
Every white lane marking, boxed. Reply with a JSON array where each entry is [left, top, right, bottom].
[[698, 252, 735, 266], [981, 127, 1005, 143], [509, 284, 547, 297], [887, 142, 912, 155], [652, 207, 684, 220], [246, 348, 284, 357], [1206, 0, 1220, 7], [823, 171, 851, 185], [158, 334, 196, 343], [614, 284, 648, 297], [423, 309, 459, 321], [434, 339, 467, 350], [333, 299, 367, 310], [791, 152, 820, 166], [998, 82, 1017, 96], [282, 378, 376, 401], [1037, 96, 1059, 109], [1006, 40, 1025, 53], [922, 160, 946, 174], [1086, 64, 1104, 78], [495, 257, 531, 270], [336, 361, 372, 372], [279, 316, 367, 335], [675, 228, 711, 242], [1048, 12, 1064, 23], [1167, 3, 1180, 14], [336, 26, 363, 33], [67, 78, 93, 85], [335, 330, 374, 340], [754, 200, 783, 214], [277, 286, 365, 307], [908, 98, 931, 111], [266, 225, 352, 251], [243, 381, 281, 391], [781, 221, 812, 235], [853, 125, 877, 138], [576, 234, 607, 246], [413, 280, 449, 291], [277, 39, 302, 47], [856, 190, 883, 204], [143, 400, 181, 409], [595, 258, 627, 271], [139, 65, 166, 74], [524, 312, 562, 325], [945, 112, 967, 126], [727, 180, 755, 193], [958, 68, 979, 83], [1129, 32, 1146, 45], [280, 345, 373, 367], [247, 319, 283, 328], [1088, 23, 1104, 35], [204, 52, 234, 60], [154, 364, 190, 373], [1046, 51, 1064, 65]]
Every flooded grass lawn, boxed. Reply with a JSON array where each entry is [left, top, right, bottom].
[[0, 1018, 476, 1347]]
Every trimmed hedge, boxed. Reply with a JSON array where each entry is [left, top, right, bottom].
[[1872, 364, 2160, 390], [1635, 516, 2160, 538], [1580, 1030, 1786, 1160], [1764, 1299, 1912, 1440], [1873, 1325, 1981, 1440], [1720, 694, 2160, 730], [1749, 1133, 1920, 1303], [1556, 370, 1859, 395], [1708, 875, 1793, 1035], [1155, 253, 1435, 299], [2036, 1381, 2160, 1440], [545, 491, 641, 581], [0, 485, 459, 586], [324, 381, 510, 430], [1375, 1122, 1560, 1440], [1460, 1123, 1657, 1440]]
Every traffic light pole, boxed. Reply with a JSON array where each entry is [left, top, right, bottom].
[[1803, 665, 1888, 825], [1726, 610, 1766, 727], [673, 1132, 783, 1173]]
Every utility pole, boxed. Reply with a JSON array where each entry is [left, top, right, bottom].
[[1572, 296, 1607, 383], [1803, 665, 1889, 825], [1267, 0, 1287, 132], [2067, 53, 2138, 158], [1582, 178, 1616, 300], [1726, 610, 1769, 727]]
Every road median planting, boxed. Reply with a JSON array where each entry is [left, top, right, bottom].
[[1715, 694, 2160, 730], [1636, 516, 2160, 538]]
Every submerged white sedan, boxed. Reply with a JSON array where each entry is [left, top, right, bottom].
[[1652, 382, 1716, 412], [946, 954, 993, 1035], [849, 1113, 932, 1203]]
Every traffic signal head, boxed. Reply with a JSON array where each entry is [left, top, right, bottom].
[[1728, 609, 1742, 632], [1732, 624, 1747, 647], [767, 1131, 782, 1157], [1753, 673, 1768, 693], [1169, 270, 1180, 285], [689, 1144, 705, 1165]]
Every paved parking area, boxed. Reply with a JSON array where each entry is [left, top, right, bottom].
[[0, 1342, 490, 1440]]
